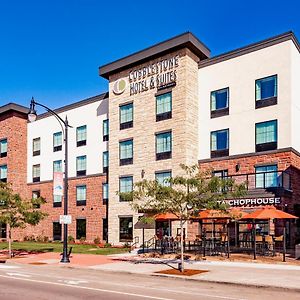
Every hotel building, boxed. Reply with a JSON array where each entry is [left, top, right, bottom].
[[0, 31, 300, 246]]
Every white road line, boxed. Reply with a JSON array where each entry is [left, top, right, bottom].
[[6, 272, 32, 278], [0, 274, 244, 300], [0, 265, 20, 269], [0, 274, 174, 300]]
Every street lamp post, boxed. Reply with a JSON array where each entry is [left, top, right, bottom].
[[28, 97, 72, 263]]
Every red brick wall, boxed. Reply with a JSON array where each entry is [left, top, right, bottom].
[[14, 175, 107, 242], [0, 112, 28, 194]]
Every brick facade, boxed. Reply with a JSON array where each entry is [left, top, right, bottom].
[[0, 109, 107, 243]]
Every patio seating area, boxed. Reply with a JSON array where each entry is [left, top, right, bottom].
[[141, 206, 298, 262]]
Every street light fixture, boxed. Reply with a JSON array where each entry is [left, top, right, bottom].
[[28, 97, 72, 263]]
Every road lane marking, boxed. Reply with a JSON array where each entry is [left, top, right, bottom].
[[58, 279, 88, 285], [0, 265, 20, 269], [6, 272, 31, 278], [0, 274, 174, 300]]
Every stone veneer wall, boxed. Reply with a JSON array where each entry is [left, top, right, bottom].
[[107, 48, 201, 245]]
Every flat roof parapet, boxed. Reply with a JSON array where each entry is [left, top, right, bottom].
[[99, 32, 211, 79]]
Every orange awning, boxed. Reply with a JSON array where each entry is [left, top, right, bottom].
[[241, 206, 298, 220], [195, 209, 247, 220], [155, 213, 178, 221]]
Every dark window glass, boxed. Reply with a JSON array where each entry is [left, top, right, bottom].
[[120, 103, 133, 129], [32, 190, 41, 208], [155, 171, 171, 187], [255, 120, 277, 152], [53, 132, 62, 152], [53, 222, 62, 241], [211, 88, 229, 111], [32, 164, 40, 182], [103, 119, 109, 141], [76, 219, 86, 240], [156, 131, 172, 160], [119, 217, 133, 242], [0, 139, 7, 158], [256, 75, 277, 101], [156, 93, 172, 121], [119, 140, 133, 165], [0, 165, 7, 182]]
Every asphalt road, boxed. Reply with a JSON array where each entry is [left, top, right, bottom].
[[0, 264, 298, 300]]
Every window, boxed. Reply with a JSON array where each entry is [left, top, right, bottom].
[[77, 125, 87, 147], [103, 151, 109, 173], [156, 131, 172, 160], [155, 171, 171, 187], [32, 164, 40, 182], [53, 222, 62, 241], [76, 155, 87, 176], [156, 92, 172, 121], [53, 160, 62, 173], [33, 138, 41, 156], [211, 88, 229, 118], [119, 216, 133, 242], [76, 185, 86, 206], [211, 129, 229, 158], [103, 119, 109, 141], [120, 103, 133, 129], [76, 219, 86, 240], [119, 176, 133, 201], [103, 183, 108, 204], [103, 218, 108, 242], [256, 75, 277, 108], [32, 190, 40, 209], [0, 139, 7, 158], [255, 120, 277, 152], [119, 139, 133, 166], [53, 195, 62, 207], [255, 165, 278, 188], [213, 170, 228, 178], [0, 165, 7, 183], [53, 132, 62, 152]]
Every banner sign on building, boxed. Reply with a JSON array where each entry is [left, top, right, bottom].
[[218, 197, 281, 207], [53, 172, 63, 196]]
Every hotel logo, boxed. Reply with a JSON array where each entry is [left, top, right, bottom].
[[113, 78, 127, 95]]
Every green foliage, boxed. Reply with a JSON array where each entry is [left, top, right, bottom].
[[0, 182, 48, 230], [129, 164, 247, 220], [94, 237, 101, 244], [68, 235, 75, 243], [104, 242, 112, 248]]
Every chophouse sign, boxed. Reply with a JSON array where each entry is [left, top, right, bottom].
[[129, 55, 179, 96], [218, 197, 281, 207]]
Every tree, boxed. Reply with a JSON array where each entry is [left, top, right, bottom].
[[126, 164, 247, 272], [0, 182, 48, 258]]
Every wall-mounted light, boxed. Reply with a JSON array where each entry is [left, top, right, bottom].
[[235, 163, 241, 172]]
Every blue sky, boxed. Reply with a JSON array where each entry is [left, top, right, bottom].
[[0, 0, 299, 110]]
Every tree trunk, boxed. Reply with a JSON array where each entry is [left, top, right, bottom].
[[180, 219, 184, 272], [7, 223, 12, 258]]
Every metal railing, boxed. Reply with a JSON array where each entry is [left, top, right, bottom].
[[223, 170, 291, 191]]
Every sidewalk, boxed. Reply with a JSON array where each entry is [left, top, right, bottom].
[[5, 252, 300, 291]]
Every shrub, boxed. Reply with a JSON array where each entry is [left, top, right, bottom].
[[94, 237, 101, 245], [104, 242, 111, 248], [68, 235, 75, 243], [79, 237, 86, 243], [24, 235, 36, 242]]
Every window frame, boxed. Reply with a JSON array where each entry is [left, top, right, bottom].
[[53, 131, 62, 152], [255, 164, 278, 189], [119, 176, 133, 202], [255, 74, 278, 109], [103, 119, 109, 141], [156, 92, 172, 122], [53, 160, 62, 174], [102, 182, 108, 204], [76, 218, 86, 240], [119, 102, 133, 130], [155, 170, 172, 187], [76, 125, 87, 147], [32, 137, 41, 156], [76, 185, 87, 206], [119, 139, 133, 166], [103, 151, 109, 173], [0, 164, 7, 183], [155, 131, 172, 160], [76, 155, 87, 176], [32, 164, 40, 182], [255, 120, 278, 152], [210, 129, 229, 158], [119, 216, 133, 242], [210, 87, 229, 118], [0, 138, 7, 158]]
